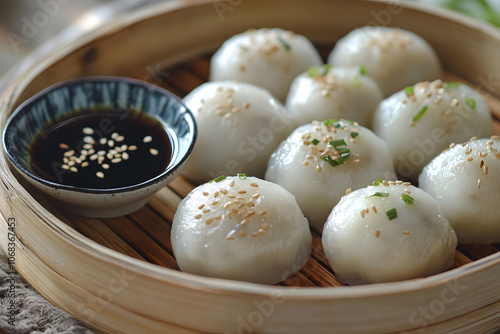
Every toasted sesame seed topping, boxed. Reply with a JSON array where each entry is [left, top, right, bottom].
[[480, 160, 484, 168], [345, 188, 352, 195], [252, 193, 260, 199], [143, 136, 153, 143], [372, 205, 377, 213], [250, 183, 258, 187], [206, 219, 213, 225], [491, 135, 500, 140], [241, 219, 249, 226], [195, 214, 202, 219], [478, 179, 482, 188], [229, 180, 235, 187], [303, 160, 310, 166], [375, 230, 381, 238], [484, 166, 489, 174], [150, 148, 159, 156], [403, 230, 411, 235], [361, 210, 366, 218], [96, 171, 104, 178], [203, 192, 209, 196], [470, 136, 478, 141], [258, 211, 267, 216], [316, 166, 322, 172], [62, 164, 69, 170], [102, 164, 110, 169], [467, 157, 473, 162], [64, 150, 75, 157], [128, 145, 137, 151], [238, 190, 247, 194]]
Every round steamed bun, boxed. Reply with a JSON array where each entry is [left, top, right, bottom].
[[182, 81, 293, 183], [373, 80, 492, 181], [210, 28, 323, 102], [171, 176, 312, 284], [265, 119, 396, 231], [419, 136, 500, 244], [286, 65, 383, 128], [322, 181, 457, 285], [328, 26, 441, 96]]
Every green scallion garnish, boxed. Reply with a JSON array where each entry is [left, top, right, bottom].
[[353, 76, 362, 87], [308, 66, 319, 78], [277, 36, 291, 51], [444, 82, 461, 90], [323, 64, 333, 76], [412, 105, 428, 122], [350, 132, 359, 139], [323, 119, 340, 127], [465, 97, 477, 110], [321, 150, 350, 167], [366, 192, 389, 199], [405, 86, 414, 96], [401, 193, 414, 205], [237, 173, 247, 180], [330, 139, 347, 148], [372, 179, 384, 186], [359, 65, 367, 75], [209, 175, 227, 183], [386, 208, 398, 220], [311, 138, 320, 146]]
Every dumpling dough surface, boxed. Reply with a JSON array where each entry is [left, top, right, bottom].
[[373, 80, 492, 181], [328, 26, 441, 96], [322, 182, 457, 285], [171, 176, 312, 284], [210, 28, 323, 102], [182, 81, 293, 183], [286, 65, 383, 128], [419, 137, 500, 244], [265, 119, 396, 231]]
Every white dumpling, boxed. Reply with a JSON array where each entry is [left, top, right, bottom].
[[373, 80, 492, 182], [328, 26, 441, 96], [322, 181, 457, 285], [265, 119, 396, 231], [210, 28, 323, 102], [419, 136, 500, 244], [285, 65, 383, 128], [171, 175, 312, 284], [182, 81, 293, 183]]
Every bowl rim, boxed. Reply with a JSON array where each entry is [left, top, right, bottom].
[[2, 75, 197, 194]]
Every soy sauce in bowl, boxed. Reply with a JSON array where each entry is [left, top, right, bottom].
[[29, 109, 172, 189]]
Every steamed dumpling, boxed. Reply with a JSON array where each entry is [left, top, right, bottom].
[[373, 80, 492, 181], [322, 181, 457, 285], [171, 175, 312, 284], [328, 26, 441, 96], [419, 136, 500, 244], [210, 28, 323, 102], [286, 65, 383, 127], [182, 81, 292, 183], [265, 119, 396, 231]]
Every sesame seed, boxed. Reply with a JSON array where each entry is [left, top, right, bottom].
[[403, 231, 411, 235], [246, 202, 255, 207], [353, 159, 360, 165], [252, 193, 260, 199], [404, 189, 411, 194], [244, 211, 255, 219], [81, 162, 89, 167], [62, 164, 69, 170], [195, 214, 202, 219], [466, 157, 473, 162], [203, 192, 209, 196], [487, 140, 495, 146], [317, 166, 322, 172], [238, 190, 247, 194], [68, 160, 75, 166], [252, 232, 259, 238], [383, 181, 389, 186], [229, 180, 235, 187], [470, 136, 478, 141], [111, 133, 119, 139], [90, 154, 98, 161], [99, 138, 107, 145], [238, 203, 245, 208], [108, 140, 115, 147], [241, 219, 248, 226], [64, 150, 75, 157], [83, 144, 93, 150], [97, 150, 106, 156], [465, 148, 472, 154], [491, 135, 500, 140], [206, 219, 213, 225], [59, 143, 69, 149], [128, 145, 137, 151], [211, 201, 219, 206], [480, 160, 484, 168], [226, 236, 234, 240], [143, 136, 153, 143], [396, 180, 403, 185], [198, 204, 205, 209], [361, 210, 366, 218], [345, 188, 352, 195], [102, 164, 110, 169], [303, 140, 311, 146], [122, 152, 129, 160], [96, 172, 105, 178], [375, 230, 380, 238], [372, 205, 377, 213], [478, 179, 482, 188], [484, 166, 489, 174], [451, 99, 459, 107], [220, 189, 228, 195], [303, 160, 310, 166], [449, 143, 456, 148], [150, 148, 159, 156], [111, 158, 122, 163], [214, 191, 220, 198], [240, 231, 246, 237], [250, 183, 258, 187], [480, 152, 488, 158]]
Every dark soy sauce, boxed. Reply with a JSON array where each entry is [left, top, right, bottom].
[[29, 109, 172, 189]]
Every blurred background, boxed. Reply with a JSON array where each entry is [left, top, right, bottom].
[[0, 0, 498, 83]]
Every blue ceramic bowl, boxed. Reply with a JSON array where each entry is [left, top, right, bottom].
[[3, 77, 197, 217]]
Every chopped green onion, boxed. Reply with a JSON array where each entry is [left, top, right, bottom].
[[209, 175, 227, 183], [353, 75, 362, 87], [401, 193, 414, 205], [237, 173, 247, 180], [323, 64, 333, 76], [330, 139, 347, 149], [372, 179, 384, 186], [321, 150, 350, 167], [323, 119, 340, 127], [311, 138, 320, 146], [366, 192, 389, 199], [412, 105, 428, 122], [465, 97, 477, 110], [405, 86, 414, 96], [308, 66, 319, 78], [386, 208, 398, 220], [277, 36, 291, 51], [444, 82, 461, 90], [359, 65, 367, 75], [350, 132, 359, 139]]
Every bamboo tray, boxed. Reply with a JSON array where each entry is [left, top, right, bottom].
[[2, 0, 500, 333]]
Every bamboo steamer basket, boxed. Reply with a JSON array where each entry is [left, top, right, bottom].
[[2, 0, 500, 333]]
